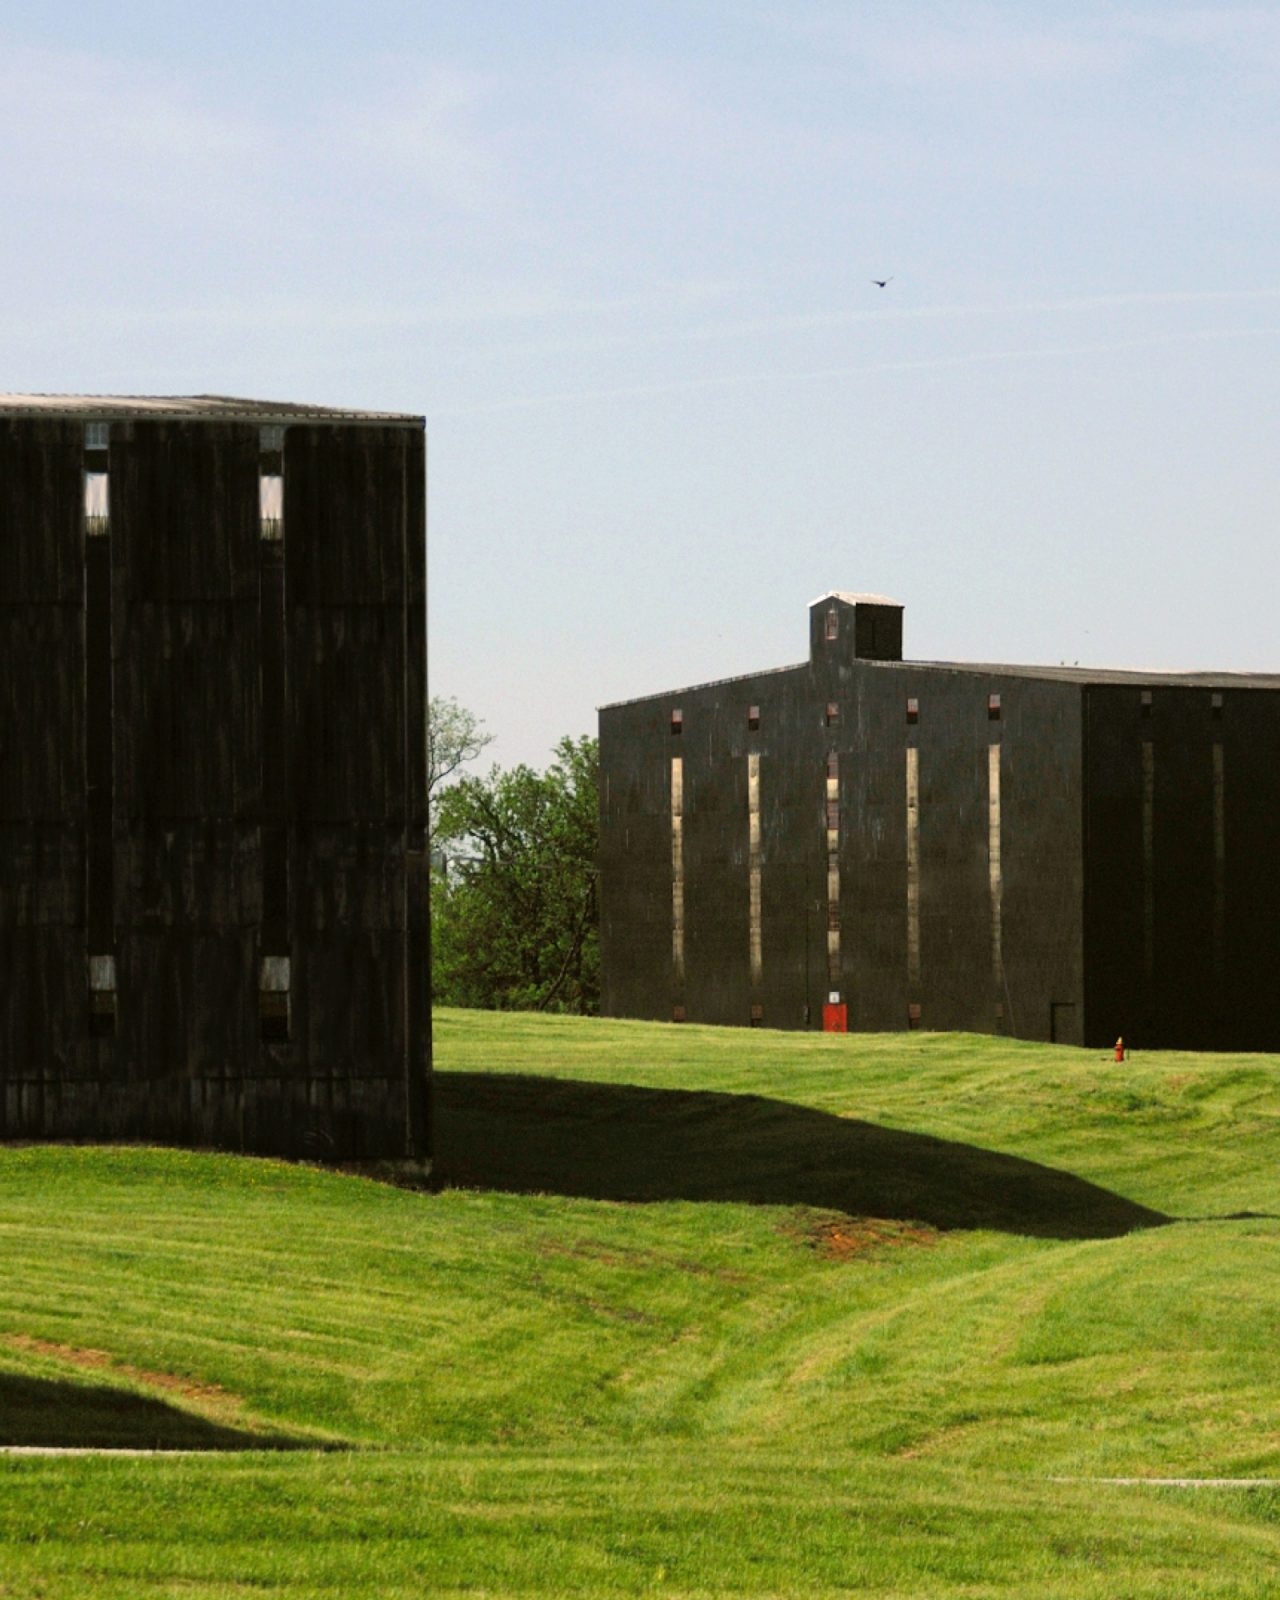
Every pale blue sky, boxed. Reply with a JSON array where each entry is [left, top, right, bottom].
[[4, 2, 1279, 767]]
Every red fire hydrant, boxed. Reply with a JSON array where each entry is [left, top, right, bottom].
[[1114, 1037, 1125, 1062]]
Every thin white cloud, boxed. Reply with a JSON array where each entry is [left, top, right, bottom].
[[787, 2, 1280, 89], [322, 63, 508, 214], [1125, 6, 1280, 56], [568, 49, 883, 179], [433, 323, 1280, 417], [430, 285, 1280, 362], [0, 41, 257, 207], [0, 276, 746, 345], [789, 4, 1132, 86]]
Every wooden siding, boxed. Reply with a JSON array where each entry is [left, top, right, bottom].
[[0, 415, 429, 1158]]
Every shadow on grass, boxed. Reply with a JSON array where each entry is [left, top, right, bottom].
[[434, 1074, 1168, 1240], [0, 1372, 305, 1451]]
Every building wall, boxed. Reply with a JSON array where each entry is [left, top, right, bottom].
[[600, 622, 1085, 1043], [1083, 684, 1280, 1049], [0, 418, 87, 1128], [0, 416, 429, 1159]]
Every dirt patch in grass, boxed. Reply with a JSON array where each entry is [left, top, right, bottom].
[[896, 1415, 986, 1458], [3, 1333, 242, 1415], [538, 1238, 748, 1284], [789, 1213, 938, 1262]]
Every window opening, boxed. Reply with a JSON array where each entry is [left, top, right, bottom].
[[671, 758, 685, 987], [1141, 742, 1155, 978], [825, 752, 840, 986], [1213, 741, 1225, 983], [748, 754, 763, 986], [84, 422, 110, 537], [906, 748, 921, 997], [988, 742, 1004, 1013], [88, 953, 116, 1038], [259, 425, 285, 541], [259, 955, 291, 1043]]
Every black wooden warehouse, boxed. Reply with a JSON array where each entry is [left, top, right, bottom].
[[599, 592, 1280, 1050], [1, 394, 429, 1161]]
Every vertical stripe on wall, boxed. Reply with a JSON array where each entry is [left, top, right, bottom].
[[1141, 740, 1155, 980], [826, 753, 840, 990], [671, 756, 685, 988], [905, 746, 921, 996], [84, 447, 114, 963], [260, 540, 289, 955], [988, 741, 1004, 1006], [748, 753, 762, 987], [1213, 741, 1225, 983]]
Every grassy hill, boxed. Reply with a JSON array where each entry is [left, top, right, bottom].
[[3, 1011, 1280, 1595]]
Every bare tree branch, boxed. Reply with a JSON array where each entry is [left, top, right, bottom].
[[428, 696, 494, 798]]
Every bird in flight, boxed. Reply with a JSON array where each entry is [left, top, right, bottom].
[[871, 277, 893, 288]]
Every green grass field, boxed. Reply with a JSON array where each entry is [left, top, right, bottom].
[[3, 1011, 1280, 1595]]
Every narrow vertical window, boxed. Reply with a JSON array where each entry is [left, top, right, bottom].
[[84, 421, 109, 536], [260, 440, 290, 980], [88, 954, 116, 1038], [748, 753, 763, 988], [671, 757, 685, 988], [260, 424, 284, 541], [826, 753, 840, 991], [987, 693, 1002, 721], [825, 607, 838, 641], [1141, 741, 1155, 980], [906, 746, 921, 1002], [906, 696, 919, 725], [670, 708, 683, 735], [825, 702, 839, 728], [1213, 741, 1225, 984], [1140, 689, 1153, 720], [988, 742, 1003, 1019], [747, 705, 760, 732], [84, 422, 115, 1008], [259, 956, 291, 1043]]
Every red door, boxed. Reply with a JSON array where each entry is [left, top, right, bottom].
[[822, 1003, 847, 1033]]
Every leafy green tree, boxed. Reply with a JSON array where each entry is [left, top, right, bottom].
[[432, 736, 599, 1013]]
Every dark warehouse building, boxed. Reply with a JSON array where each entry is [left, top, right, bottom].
[[599, 591, 1280, 1050], [1, 394, 429, 1161]]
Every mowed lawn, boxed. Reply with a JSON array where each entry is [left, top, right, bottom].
[[3, 1012, 1280, 1596]]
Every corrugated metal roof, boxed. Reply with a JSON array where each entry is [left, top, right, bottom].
[[810, 590, 904, 608], [0, 393, 424, 427], [599, 655, 1280, 710], [904, 658, 1280, 688]]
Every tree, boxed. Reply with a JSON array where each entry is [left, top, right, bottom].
[[427, 695, 494, 818], [431, 736, 599, 1013]]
